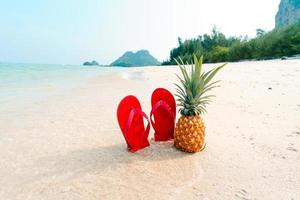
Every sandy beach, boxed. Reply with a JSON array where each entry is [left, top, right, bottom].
[[0, 59, 299, 200]]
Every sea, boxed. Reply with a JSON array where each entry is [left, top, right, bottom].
[[0, 62, 113, 114]]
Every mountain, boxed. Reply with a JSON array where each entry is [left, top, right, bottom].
[[110, 50, 160, 67], [275, 0, 300, 27]]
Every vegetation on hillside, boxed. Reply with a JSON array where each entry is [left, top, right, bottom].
[[162, 23, 300, 65]]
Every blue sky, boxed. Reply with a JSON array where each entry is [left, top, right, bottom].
[[0, 0, 280, 65]]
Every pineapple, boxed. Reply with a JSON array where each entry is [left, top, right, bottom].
[[174, 55, 226, 153]]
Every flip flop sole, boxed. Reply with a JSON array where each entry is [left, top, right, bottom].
[[117, 95, 150, 152], [151, 88, 176, 141]]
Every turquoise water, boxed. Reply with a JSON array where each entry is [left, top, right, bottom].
[[0, 62, 111, 106]]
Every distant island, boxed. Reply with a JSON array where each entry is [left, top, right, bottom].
[[83, 60, 100, 66], [110, 50, 160, 67]]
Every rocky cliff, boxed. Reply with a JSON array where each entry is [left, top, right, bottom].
[[275, 0, 300, 27]]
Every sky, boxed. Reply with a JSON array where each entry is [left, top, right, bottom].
[[0, 0, 280, 65]]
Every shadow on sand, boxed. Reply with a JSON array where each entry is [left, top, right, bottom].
[[33, 141, 196, 180]]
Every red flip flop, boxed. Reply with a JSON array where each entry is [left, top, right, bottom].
[[117, 95, 150, 152], [150, 88, 176, 141]]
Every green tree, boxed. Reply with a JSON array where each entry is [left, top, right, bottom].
[[162, 24, 300, 65]]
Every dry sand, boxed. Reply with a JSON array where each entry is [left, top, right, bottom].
[[0, 60, 299, 200]]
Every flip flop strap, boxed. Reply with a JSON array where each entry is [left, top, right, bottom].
[[124, 108, 150, 139], [150, 100, 175, 130]]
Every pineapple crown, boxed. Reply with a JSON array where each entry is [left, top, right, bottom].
[[174, 55, 226, 116]]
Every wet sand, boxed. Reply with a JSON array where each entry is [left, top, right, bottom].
[[0, 60, 299, 199]]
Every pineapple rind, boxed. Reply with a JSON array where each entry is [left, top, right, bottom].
[[174, 115, 205, 153]]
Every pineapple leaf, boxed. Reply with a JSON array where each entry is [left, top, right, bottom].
[[175, 87, 185, 98], [193, 54, 201, 80], [174, 55, 226, 116], [175, 59, 190, 84], [203, 63, 227, 86], [175, 74, 187, 89]]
